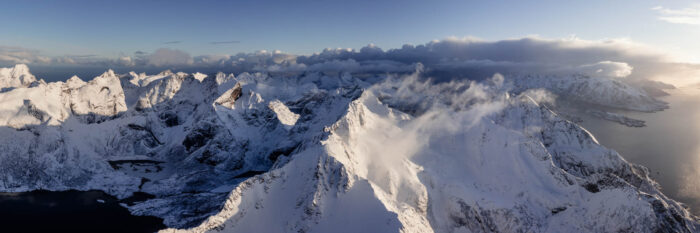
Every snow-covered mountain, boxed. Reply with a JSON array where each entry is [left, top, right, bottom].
[[509, 74, 669, 112], [0, 64, 37, 90], [0, 65, 695, 232]]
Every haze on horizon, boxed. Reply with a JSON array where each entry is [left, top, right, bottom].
[[2, 0, 700, 86]]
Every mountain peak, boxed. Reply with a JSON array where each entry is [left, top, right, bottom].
[[158, 70, 174, 76], [0, 64, 37, 88], [193, 72, 207, 82], [65, 75, 87, 88], [98, 69, 117, 79], [11, 64, 29, 74]]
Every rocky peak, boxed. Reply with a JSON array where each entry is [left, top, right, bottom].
[[0, 64, 37, 88]]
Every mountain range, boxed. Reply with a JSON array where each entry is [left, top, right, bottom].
[[0, 64, 695, 232]]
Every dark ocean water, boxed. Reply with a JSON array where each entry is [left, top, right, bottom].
[[576, 87, 700, 215], [0, 190, 165, 233]]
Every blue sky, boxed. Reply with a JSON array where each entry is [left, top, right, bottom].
[[1, 0, 700, 61]]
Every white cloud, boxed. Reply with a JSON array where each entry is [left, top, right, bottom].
[[263, 59, 414, 73], [194, 54, 231, 66], [117, 56, 134, 66], [292, 37, 698, 82], [2, 36, 699, 84], [145, 48, 193, 67], [0, 46, 52, 65], [653, 5, 700, 25], [572, 61, 633, 78]]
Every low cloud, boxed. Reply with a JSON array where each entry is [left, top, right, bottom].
[[653, 5, 700, 25], [2, 36, 699, 84], [264, 59, 414, 73], [117, 56, 134, 66], [194, 54, 232, 66], [574, 61, 632, 78], [289, 37, 699, 83], [144, 48, 193, 67], [296, 37, 674, 79], [67, 54, 97, 58], [0, 46, 51, 65]]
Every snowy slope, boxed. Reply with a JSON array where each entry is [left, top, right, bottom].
[[0, 65, 696, 232], [509, 74, 668, 112], [167, 75, 697, 233], [0, 69, 127, 128]]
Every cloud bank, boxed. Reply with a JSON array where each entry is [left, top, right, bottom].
[[0, 46, 52, 64], [1, 37, 698, 84]]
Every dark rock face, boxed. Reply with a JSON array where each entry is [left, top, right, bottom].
[[230, 83, 242, 102], [127, 124, 162, 145], [183, 123, 216, 152], [159, 111, 180, 127], [214, 82, 242, 108], [583, 183, 600, 193], [24, 99, 48, 122]]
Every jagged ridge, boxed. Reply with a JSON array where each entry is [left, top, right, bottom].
[[0, 65, 695, 232]]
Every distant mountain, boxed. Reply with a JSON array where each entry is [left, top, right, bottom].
[[0, 64, 37, 91], [0, 65, 694, 232], [509, 74, 669, 112]]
